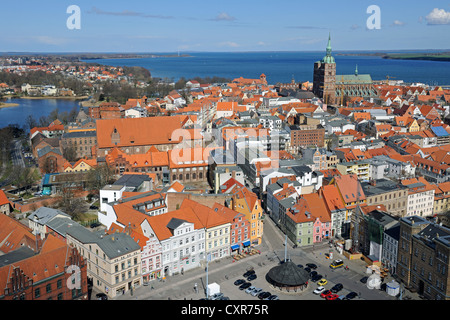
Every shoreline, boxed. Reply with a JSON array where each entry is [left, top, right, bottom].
[[0, 102, 20, 108], [19, 95, 89, 100]]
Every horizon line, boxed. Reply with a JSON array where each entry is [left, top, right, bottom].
[[1, 49, 450, 55]]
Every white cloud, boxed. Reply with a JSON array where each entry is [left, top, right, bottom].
[[426, 8, 450, 25], [35, 36, 68, 45], [218, 41, 240, 48], [89, 6, 174, 19], [212, 12, 236, 21], [391, 20, 405, 26]]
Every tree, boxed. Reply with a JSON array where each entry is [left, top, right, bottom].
[[25, 115, 38, 131], [62, 143, 78, 162], [86, 165, 115, 194], [12, 166, 38, 195], [57, 187, 88, 220]]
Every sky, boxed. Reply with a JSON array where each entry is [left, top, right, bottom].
[[1, 0, 450, 53]]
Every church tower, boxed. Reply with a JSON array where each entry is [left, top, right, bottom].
[[313, 33, 336, 105]]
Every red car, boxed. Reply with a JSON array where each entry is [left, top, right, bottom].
[[320, 290, 332, 298], [326, 294, 339, 300]]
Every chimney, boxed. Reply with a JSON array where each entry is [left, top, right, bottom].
[[283, 183, 289, 189]]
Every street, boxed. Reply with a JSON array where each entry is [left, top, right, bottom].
[[11, 139, 25, 168], [109, 214, 415, 301]]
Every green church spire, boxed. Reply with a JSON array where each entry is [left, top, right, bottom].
[[322, 32, 335, 64], [326, 32, 332, 56]]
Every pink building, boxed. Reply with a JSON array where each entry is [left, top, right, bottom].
[[212, 203, 251, 253]]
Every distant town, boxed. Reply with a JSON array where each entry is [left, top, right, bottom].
[[0, 36, 449, 302]]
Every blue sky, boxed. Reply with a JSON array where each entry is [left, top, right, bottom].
[[1, 0, 450, 52]]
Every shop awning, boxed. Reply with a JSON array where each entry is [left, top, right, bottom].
[[231, 244, 240, 250], [243, 241, 251, 247]]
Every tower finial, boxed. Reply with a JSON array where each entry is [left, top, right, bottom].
[[326, 32, 332, 56], [355, 64, 358, 76]]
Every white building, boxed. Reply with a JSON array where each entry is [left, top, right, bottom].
[[125, 106, 148, 118], [145, 208, 206, 277], [404, 182, 435, 217], [100, 185, 126, 212], [99, 191, 168, 229]]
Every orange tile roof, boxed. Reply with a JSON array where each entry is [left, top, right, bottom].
[[333, 174, 366, 203], [320, 185, 346, 212], [180, 198, 231, 229], [0, 190, 10, 206], [0, 213, 36, 254], [96, 115, 188, 148], [0, 236, 79, 288], [145, 206, 204, 241], [286, 193, 331, 224]]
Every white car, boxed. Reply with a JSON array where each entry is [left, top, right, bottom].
[[313, 286, 326, 295], [251, 288, 263, 296], [245, 286, 256, 294]]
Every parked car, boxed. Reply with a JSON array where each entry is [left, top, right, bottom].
[[320, 290, 333, 298], [247, 274, 257, 281], [297, 264, 303, 269], [234, 279, 246, 286], [243, 270, 255, 277], [360, 276, 369, 284], [245, 286, 256, 294], [304, 267, 311, 274], [268, 294, 279, 300], [345, 292, 358, 300], [239, 282, 252, 290], [90, 222, 101, 228], [313, 286, 326, 295], [326, 294, 340, 300], [317, 278, 328, 286], [306, 263, 318, 269], [251, 288, 263, 297], [210, 293, 224, 300], [96, 293, 108, 300], [310, 271, 318, 278], [258, 291, 271, 300], [331, 283, 343, 293], [311, 274, 322, 282]]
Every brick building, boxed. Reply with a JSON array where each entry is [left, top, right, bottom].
[[88, 102, 124, 120], [397, 216, 450, 300], [37, 146, 65, 174], [61, 130, 97, 159], [288, 124, 325, 153], [313, 34, 336, 105], [0, 234, 88, 300]]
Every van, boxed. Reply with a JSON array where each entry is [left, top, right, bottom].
[[329, 259, 344, 269]]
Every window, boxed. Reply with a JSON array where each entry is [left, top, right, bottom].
[[35, 288, 40, 298]]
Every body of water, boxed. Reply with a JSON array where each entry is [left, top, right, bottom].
[[0, 98, 82, 129], [84, 51, 450, 87]]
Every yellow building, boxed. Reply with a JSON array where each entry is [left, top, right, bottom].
[[407, 119, 420, 132], [336, 160, 370, 182], [64, 158, 97, 172], [433, 181, 450, 214], [231, 187, 264, 245]]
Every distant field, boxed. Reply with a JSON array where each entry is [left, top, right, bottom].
[[383, 53, 450, 62]]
